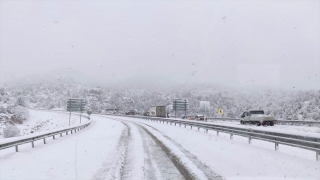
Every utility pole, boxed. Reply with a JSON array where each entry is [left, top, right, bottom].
[[69, 110, 71, 126], [185, 99, 187, 118], [68, 100, 71, 126]]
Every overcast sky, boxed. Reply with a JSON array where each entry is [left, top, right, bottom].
[[0, 0, 319, 90]]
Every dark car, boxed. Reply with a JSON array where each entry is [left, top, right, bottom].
[[125, 111, 135, 115]]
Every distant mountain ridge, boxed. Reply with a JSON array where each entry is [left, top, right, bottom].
[[0, 79, 319, 121]]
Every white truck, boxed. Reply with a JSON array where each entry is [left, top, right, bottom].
[[149, 106, 166, 118], [240, 110, 276, 126]]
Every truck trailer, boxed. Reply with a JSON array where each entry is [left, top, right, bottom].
[[149, 106, 166, 118]]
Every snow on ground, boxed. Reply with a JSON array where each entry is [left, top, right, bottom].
[[0, 112, 185, 180], [0, 109, 89, 139], [118, 116, 320, 180], [94, 115, 186, 180], [0, 115, 124, 180], [171, 118, 320, 138], [208, 120, 320, 137], [1, 112, 319, 180]]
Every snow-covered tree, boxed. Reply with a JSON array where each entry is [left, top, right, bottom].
[[13, 106, 29, 121], [3, 125, 20, 138], [15, 97, 26, 107]]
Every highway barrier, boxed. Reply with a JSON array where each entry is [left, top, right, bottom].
[[115, 115, 320, 161], [205, 117, 320, 126], [0, 118, 91, 152]]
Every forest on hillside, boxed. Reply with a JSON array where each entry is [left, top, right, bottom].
[[0, 80, 319, 122]]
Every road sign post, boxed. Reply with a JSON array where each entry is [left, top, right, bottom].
[[69, 110, 71, 126], [173, 99, 189, 119], [218, 108, 224, 120], [67, 98, 86, 126], [200, 101, 210, 122]]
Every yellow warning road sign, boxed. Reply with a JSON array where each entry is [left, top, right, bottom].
[[218, 109, 223, 114]]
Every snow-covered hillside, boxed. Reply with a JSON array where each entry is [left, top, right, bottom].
[[0, 109, 89, 139], [0, 80, 319, 121]]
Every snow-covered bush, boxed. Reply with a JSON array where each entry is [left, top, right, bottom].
[[3, 125, 20, 138], [6, 106, 15, 114], [0, 106, 6, 113], [13, 106, 29, 121], [15, 97, 26, 107]]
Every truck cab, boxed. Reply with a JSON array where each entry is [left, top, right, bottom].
[[240, 110, 276, 126]]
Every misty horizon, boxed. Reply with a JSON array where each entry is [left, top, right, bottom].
[[1, 0, 319, 91]]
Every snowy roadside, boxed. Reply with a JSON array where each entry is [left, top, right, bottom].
[[0, 109, 89, 139], [209, 120, 320, 136], [117, 116, 320, 180], [0, 115, 125, 180], [164, 118, 320, 138]]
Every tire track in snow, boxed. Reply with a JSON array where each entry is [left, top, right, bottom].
[[135, 123, 184, 180], [105, 117, 185, 180], [124, 118, 225, 180], [91, 121, 130, 180], [74, 130, 79, 180]]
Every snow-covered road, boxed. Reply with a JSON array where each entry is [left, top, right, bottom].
[[0, 113, 209, 180], [1, 113, 319, 180], [0, 116, 124, 180], [116, 116, 320, 180], [91, 117, 187, 180]]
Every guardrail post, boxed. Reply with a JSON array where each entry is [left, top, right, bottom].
[[198, 127, 200, 131], [170, 122, 172, 125], [184, 125, 186, 128], [230, 133, 233, 139], [191, 126, 192, 129], [53, 135, 55, 140], [206, 129, 208, 133], [60, 133, 62, 137], [248, 137, 252, 144], [316, 151, 319, 161], [71, 130, 73, 134], [15, 145, 18, 152], [275, 143, 279, 151], [66, 131, 68, 135], [175, 123, 176, 126], [44, 138, 46, 144], [217, 131, 219, 136], [179, 123, 181, 127], [31, 141, 34, 148]]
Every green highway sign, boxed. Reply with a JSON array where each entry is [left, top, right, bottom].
[[172, 99, 188, 111], [67, 98, 86, 112], [67, 98, 86, 126]]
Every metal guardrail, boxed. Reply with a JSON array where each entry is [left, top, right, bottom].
[[206, 117, 320, 125], [116, 115, 320, 161], [0, 120, 92, 152]]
